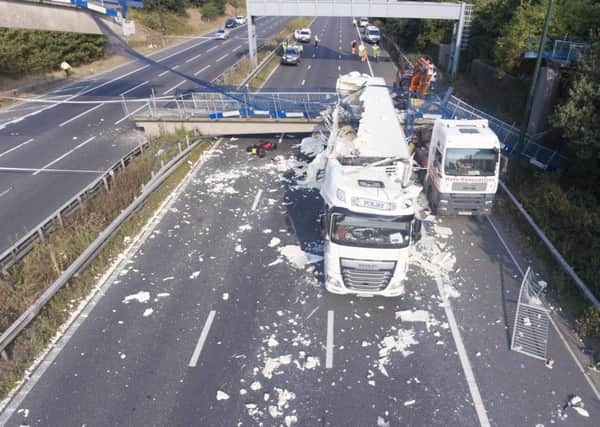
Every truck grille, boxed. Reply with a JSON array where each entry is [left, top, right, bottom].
[[451, 182, 487, 192], [340, 258, 396, 292]]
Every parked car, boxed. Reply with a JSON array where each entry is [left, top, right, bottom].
[[235, 15, 247, 25], [215, 28, 229, 40], [364, 25, 381, 43], [294, 28, 312, 43], [281, 46, 301, 65], [359, 17, 369, 28], [225, 18, 237, 28]]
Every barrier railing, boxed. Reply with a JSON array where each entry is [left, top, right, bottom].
[[0, 137, 209, 358]]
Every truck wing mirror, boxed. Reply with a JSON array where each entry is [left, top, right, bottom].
[[412, 219, 422, 242]]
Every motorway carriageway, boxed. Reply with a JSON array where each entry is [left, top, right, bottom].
[[1, 17, 599, 427], [0, 16, 289, 254]]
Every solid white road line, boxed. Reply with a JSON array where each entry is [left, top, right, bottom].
[[33, 136, 96, 176], [194, 64, 211, 76], [251, 189, 263, 211], [486, 217, 600, 400], [115, 103, 147, 125], [0, 138, 34, 159], [433, 274, 490, 426], [326, 310, 334, 369], [0, 167, 102, 174], [188, 310, 216, 368], [119, 81, 149, 97], [58, 103, 104, 127], [216, 53, 228, 62], [162, 80, 187, 95]]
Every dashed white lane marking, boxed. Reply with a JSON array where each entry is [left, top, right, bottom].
[[338, 65, 341, 71], [162, 80, 187, 95], [0, 187, 11, 198], [207, 45, 219, 53], [487, 216, 600, 400], [216, 53, 229, 62], [194, 64, 211, 76], [0, 140, 223, 425], [312, 54, 316, 58], [307, 65, 312, 70], [326, 310, 334, 369], [301, 79, 305, 86], [33, 136, 96, 176], [185, 52, 205, 63], [119, 80, 149, 97], [114, 103, 147, 125], [0, 138, 34, 159], [58, 103, 104, 127], [338, 54, 342, 60], [251, 189, 263, 211], [158, 65, 179, 77], [188, 310, 217, 368], [433, 274, 490, 426], [232, 45, 242, 52]]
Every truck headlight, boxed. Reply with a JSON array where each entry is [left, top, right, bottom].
[[326, 275, 344, 290], [336, 189, 346, 202]]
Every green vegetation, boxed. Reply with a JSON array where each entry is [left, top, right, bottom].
[[0, 131, 211, 399], [0, 29, 106, 76], [380, 1, 600, 339]]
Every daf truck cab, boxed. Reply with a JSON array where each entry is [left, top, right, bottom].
[[313, 74, 422, 297], [422, 119, 501, 215]]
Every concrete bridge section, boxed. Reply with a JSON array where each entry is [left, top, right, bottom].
[[0, 0, 134, 35], [134, 116, 322, 138]]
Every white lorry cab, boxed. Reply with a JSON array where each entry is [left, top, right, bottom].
[[310, 73, 422, 297], [423, 119, 501, 215]]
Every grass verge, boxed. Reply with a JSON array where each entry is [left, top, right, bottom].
[[0, 131, 212, 400]]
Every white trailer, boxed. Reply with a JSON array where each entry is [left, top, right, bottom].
[[306, 73, 422, 297], [418, 119, 501, 215]]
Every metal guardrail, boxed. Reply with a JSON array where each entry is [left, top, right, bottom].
[[0, 137, 209, 357], [442, 95, 569, 171], [125, 91, 339, 122], [238, 42, 283, 88], [0, 141, 151, 273], [498, 181, 600, 310]]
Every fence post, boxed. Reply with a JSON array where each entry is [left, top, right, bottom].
[[37, 228, 45, 243], [177, 141, 182, 153], [185, 134, 190, 148], [102, 176, 109, 192]]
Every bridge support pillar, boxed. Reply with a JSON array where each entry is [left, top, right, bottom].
[[248, 15, 258, 69], [449, 2, 466, 78]]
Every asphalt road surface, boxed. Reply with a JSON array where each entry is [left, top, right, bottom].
[[1, 16, 599, 427], [0, 16, 289, 254]]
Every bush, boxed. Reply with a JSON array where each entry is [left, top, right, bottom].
[[202, 1, 225, 21], [0, 29, 106, 76], [577, 307, 600, 338]]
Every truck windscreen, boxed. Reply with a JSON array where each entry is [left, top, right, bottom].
[[331, 214, 411, 249], [444, 148, 498, 176]]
